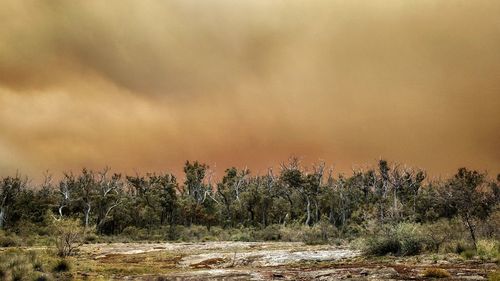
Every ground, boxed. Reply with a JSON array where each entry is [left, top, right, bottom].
[[57, 242, 499, 280]]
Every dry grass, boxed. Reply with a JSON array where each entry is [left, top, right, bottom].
[[422, 268, 451, 278]]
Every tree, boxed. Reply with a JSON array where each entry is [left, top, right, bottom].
[[0, 175, 26, 229], [76, 169, 98, 230], [57, 173, 77, 219], [150, 173, 178, 226], [182, 161, 218, 226], [444, 168, 495, 250], [95, 168, 124, 233], [217, 167, 249, 227]]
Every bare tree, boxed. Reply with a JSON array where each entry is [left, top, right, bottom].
[[96, 167, 124, 232]]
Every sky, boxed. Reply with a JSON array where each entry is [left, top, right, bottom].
[[0, 0, 499, 179]]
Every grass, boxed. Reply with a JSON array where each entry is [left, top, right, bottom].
[[489, 270, 500, 281], [422, 268, 451, 278], [0, 248, 58, 280]]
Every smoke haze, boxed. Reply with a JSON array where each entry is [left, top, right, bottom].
[[1, 0, 499, 178]]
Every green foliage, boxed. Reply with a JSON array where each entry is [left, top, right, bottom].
[[477, 240, 500, 261], [254, 225, 281, 241], [364, 223, 428, 256], [365, 236, 401, 256], [461, 249, 476, 259], [0, 160, 497, 251]]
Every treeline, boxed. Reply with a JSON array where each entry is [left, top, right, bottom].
[[1, 158, 498, 247]]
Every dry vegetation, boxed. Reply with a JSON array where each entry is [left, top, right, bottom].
[[0, 160, 498, 280]]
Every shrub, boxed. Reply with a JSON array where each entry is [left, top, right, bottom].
[[461, 249, 476, 260], [364, 223, 427, 256], [51, 218, 84, 257], [0, 233, 21, 247], [84, 232, 99, 244], [0, 249, 53, 280], [254, 225, 281, 241], [121, 226, 144, 240], [365, 236, 400, 256], [422, 268, 451, 278], [477, 240, 500, 261], [421, 219, 456, 251], [279, 224, 303, 242], [52, 259, 71, 272], [301, 227, 324, 245], [230, 231, 252, 242], [166, 225, 180, 241]]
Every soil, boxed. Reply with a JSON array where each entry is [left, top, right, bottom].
[[75, 242, 498, 280]]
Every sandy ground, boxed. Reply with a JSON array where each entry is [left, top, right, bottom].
[[77, 242, 497, 280]]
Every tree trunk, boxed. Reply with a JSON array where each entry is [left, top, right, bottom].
[[464, 215, 478, 250], [58, 206, 65, 219], [305, 195, 311, 226], [0, 208, 4, 229], [393, 187, 398, 218], [314, 199, 319, 223], [85, 203, 91, 230]]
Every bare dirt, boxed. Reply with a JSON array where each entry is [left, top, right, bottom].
[[76, 242, 498, 280]]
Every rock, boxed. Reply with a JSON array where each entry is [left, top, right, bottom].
[[368, 267, 399, 280], [460, 276, 485, 280], [360, 269, 370, 276]]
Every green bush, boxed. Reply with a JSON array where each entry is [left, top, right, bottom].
[[121, 226, 144, 240], [253, 225, 281, 241], [477, 240, 500, 261], [279, 224, 303, 242], [365, 236, 401, 256], [230, 230, 252, 242], [364, 223, 427, 256], [461, 249, 476, 259]]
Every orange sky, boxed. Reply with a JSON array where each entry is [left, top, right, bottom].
[[0, 0, 499, 180]]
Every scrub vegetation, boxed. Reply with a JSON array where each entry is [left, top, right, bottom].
[[0, 158, 498, 280]]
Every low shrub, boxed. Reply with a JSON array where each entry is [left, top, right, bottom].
[[121, 226, 144, 240], [230, 231, 252, 242], [365, 236, 400, 256], [364, 223, 428, 256], [422, 268, 451, 278], [52, 259, 71, 272], [461, 249, 476, 260], [477, 240, 500, 261], [84, 232, 99, 243], [0, 234, 21, 247], [52, 218, 84, 257], [254, 225, 281, 241], [0, 249, 53, 280]]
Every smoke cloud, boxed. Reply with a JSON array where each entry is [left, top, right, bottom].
[[1, 0, 499, 178]]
